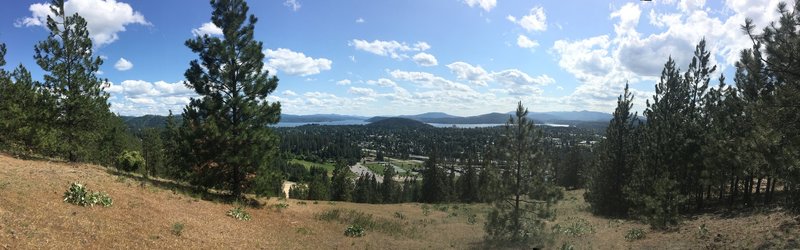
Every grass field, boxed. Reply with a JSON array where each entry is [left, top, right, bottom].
[[0, 153, 797, 249], [289, 159, 335, 174]]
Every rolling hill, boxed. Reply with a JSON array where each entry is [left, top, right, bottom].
[[366, 117, 434, 129]]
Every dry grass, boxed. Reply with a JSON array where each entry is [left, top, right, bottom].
[[0, 153, 797, 249], [0, 154, 484, 249]]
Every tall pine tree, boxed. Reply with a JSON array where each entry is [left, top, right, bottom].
[[182, 0, 281, 198], [34, 0, 110, 162]]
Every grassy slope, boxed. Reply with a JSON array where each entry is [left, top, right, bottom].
[[289, 159, 335, 173], [0, 154, 797, 249]]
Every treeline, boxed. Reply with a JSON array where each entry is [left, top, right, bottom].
[[586, 2, 800, 229], [0, 0, 139, 166]]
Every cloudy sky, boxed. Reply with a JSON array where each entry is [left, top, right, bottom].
[[0, 0, 791, 116]]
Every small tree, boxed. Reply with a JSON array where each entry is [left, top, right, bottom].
[[330, 160, 354, 201], [485, 102, 561, 246], [117, 150, 145, 172]]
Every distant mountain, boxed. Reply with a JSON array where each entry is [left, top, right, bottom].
[[121, 115, 169, 132], [280, 114, 367, 123], [399, 112, 459, 119], [366, 117, 434, 129]]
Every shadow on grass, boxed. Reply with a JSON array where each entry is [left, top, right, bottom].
[[105, 168, 264, 209]]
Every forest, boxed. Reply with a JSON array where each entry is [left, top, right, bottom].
[[1, 0, 799, 248]]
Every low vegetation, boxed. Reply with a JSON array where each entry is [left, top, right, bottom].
[[226, 207, 251, 221], [63, 182, 113, 207]]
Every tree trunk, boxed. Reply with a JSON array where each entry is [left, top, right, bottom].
[[730, 176, 739, 206]]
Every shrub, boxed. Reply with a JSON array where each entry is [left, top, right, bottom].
[[697, 223, 709, 239], [552, 217, 595, 237], [63, 182, 113, 207], [345, 224, 366, 237], [394, 211, 406, 220], [116, 150, 145, 172], [467, 214, 478, 225], [171, 222, 185, 236], [227, 207, 251, 221], [625, 228, 646, 241]]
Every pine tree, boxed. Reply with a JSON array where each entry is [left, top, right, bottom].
[[485, 102, 561, 245], [382, 163, 397, 203], [460, 165, 479, 203], [585, 83, 638, 217], [421, 155, 446, 203], [142, 128, 165, 178], [181, 0, 281, 198], [331, 160, 354, 201], [33, 0, 109, 162]]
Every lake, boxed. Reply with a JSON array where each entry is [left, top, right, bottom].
[[275, 120, 570, 128]]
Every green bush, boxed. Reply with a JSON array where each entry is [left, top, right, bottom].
[[63, 182, 113, 207], [625, 228, 646, 241], [227, 207, 251, 221], [116, 150, 145, 172], [345, 224, 366, 237], [171, 222, 185, 236]]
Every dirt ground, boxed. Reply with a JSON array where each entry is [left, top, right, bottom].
[[0, 153, 797, 249]]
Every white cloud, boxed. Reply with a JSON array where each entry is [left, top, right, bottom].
[[284, 0, 301, 11], [282, 90, 298, 96], [412, 52, 438, 67], [104, 80, 195, 115], [349, 39, 430, 60], [446, 62, 491, 86], [15, 0, 150, 47], [348, 87, 378, 97], [367, 78, 398, 88], [463, 0, 497, 12], [509, 6, 547, 32], [191, 22, 223, 37], [264, 48, 332, 76], [114, 58, 133, 71], [390, 70, 475, 93], [336, 79, 352, 85], [355, 18, 365, 23], [349, 55, 356, 62], [516, 34, 539, 49]]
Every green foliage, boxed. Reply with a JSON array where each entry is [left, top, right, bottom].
[[551, 217, 595, 237], [316, 208, 416, 238], [181, 0, 281, 198], [345, 224, 366, 237], [624, 228, 646, 241], [330, 160, 353, 201], [171, 222, 185, 236], [697, 223, 710, 239], [141, 128, 165, 177], [226, 207, 251, 221], [289, 184, 309, 200], [63, 182, 112, 207], [116, 150, 145, 172], [393, 211, 406, 220], [33, 0, 111, 162], [484, 102, 561, 245]]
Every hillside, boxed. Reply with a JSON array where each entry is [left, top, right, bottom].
[[366, 117, 434, 129], [1, 154, 797, 249]]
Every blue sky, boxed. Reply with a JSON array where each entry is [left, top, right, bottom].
[[0, 0, 791, 116]]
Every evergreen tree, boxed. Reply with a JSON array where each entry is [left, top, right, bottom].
[[330, 160, 354, 201], [459, 165, 479, 203], [485, 102, 561, 245], [307, 167, 330, 200], [33, 0, 109, 162], [382, 163, 397, 203], [421, 155, 447, 203], [585, 83, 638, 217], [142, 128, 165, 178], [181, 0, 281, 198]]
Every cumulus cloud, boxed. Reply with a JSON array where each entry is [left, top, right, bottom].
[[114, 58, 133, 71], [264, 48, 332, 76], [446, 62, 491, 86], [389, 70, 475, 93], [348, 87, 378, 97], [336, 79, 352, 85], [516, 34, 539, 49], [191, 22, 223, 37], [367, 78, 398, 88], [355, 18, 365, 23], [412, 52, 438, 67], [282, 90, 298, 96], [349, 39, 431, 60], [104, 80, 196, 115], [284, 0, 301, 11], [508, 6, 547, 32], [445, 61, 552, 95], [463, 0, 496, 12], [15, 0, 150, 47]]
